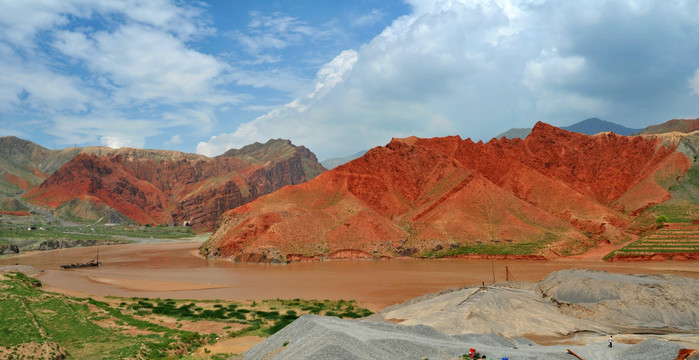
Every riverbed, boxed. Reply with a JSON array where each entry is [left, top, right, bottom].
[[1, 241, 697, 311]]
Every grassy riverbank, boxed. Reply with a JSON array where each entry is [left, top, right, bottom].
[[0, 271, 372, 359]]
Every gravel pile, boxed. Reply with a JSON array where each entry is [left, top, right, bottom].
[[616, 339, 684, 359], [240, 315, 694, 360], [538, 269, 699, 329], [241, 270, 698, 359]]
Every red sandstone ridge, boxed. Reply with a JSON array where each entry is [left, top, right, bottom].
[[638, 118, 699, 135], [23, 139, 325, 231], [201, 122, 691, 263]]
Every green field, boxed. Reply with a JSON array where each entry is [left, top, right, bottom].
[[423, 233, 559, 258], [0, 224, 197, 250], [0, 272, 373, 359], [606, 225, 699, 259]]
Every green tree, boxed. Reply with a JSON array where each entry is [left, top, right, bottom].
[[655, 215, 669, 225]]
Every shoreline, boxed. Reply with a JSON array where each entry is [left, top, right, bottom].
[[2, 241, 697, 314]]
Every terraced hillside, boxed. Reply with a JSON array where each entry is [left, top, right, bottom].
[[608, 223, 699, 260]]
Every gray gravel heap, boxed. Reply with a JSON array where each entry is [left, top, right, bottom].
[[241, 315, 692, 360], [242, 270, 699, 359], [538, 269, 699, 329]]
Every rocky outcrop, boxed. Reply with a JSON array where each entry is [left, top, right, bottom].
[[23, 139, 326, 231], [203, 122, 690, 262], [36, 239, 124, 251], [0, 244, 19, 254]]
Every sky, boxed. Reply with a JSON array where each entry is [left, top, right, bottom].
[[1, 0, 699, 160]]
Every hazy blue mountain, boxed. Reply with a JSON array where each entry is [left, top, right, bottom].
[[495, 128, 532, 140], [562, 118, 640, 136], [321, 150, 368, 169], [495, 118, 641, 140]]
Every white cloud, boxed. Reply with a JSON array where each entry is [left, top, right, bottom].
[[0, 43, 91, 112], [166, 134, 183, 145], [350, 9, 385, 27], [196, 49, 358, 157], [199, 0, 699, 159], [0, 0, 239, 150], [691, 69, 699, 97], [49, 114, 155, 147], [53, 24, 236, 106], [100, 135, 144, 149], [234, 12, 313, 62]]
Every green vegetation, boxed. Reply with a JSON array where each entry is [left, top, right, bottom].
[[647, 163, 699, 223], [424, 241, 540, 257], [121, 297, 372, 338], [655, 215, 669, 225], [423, 233, 558, 258], [605, 225, 699, 260], [0, 273, 374, 359], [0, 223, 194, 245], [0, 272, 209, 359]]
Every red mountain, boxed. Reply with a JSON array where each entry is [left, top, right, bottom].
[[23, 140, 325, 231], [201, 122, 690, 262], [639, 118, 699, 134]]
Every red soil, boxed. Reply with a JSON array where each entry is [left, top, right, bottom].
[[0, 210, 31, 216], [23, 143, 324, 231], [609, 253, 699, 261], [204, 122, 690, 262], [4, 173, 33, 191]]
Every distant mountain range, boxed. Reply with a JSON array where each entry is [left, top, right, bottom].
[[320, 150, 368, 170], [1, 137, 325, 231], [3, 117, 699, 261], [496, 118, 642, 139]]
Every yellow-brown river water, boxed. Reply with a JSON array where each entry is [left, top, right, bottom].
[[2, 242, 697, 311]]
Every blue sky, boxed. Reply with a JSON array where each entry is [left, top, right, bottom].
[[1, 0, 699, 160]]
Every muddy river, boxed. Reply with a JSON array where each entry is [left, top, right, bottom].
[[2, 242, 697, 311]]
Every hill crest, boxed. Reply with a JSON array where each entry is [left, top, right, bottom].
[[17, 139, 325, 230], [201, 122, 689, 262]]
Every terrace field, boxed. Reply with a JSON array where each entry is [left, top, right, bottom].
[[606, 223, 699, 260]]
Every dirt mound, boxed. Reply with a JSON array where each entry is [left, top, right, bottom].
[[204, 122, 688, 262], [23, 139, 325, 231]]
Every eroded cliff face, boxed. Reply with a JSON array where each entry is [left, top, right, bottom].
[[202, 122, 691, 263], [24, 140, 326, 231]]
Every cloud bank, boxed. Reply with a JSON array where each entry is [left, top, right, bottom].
[[199, 0, 699, 158], [0, 0, 235, 149]]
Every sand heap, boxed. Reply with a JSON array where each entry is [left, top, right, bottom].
[[242, 270, 698, 360]]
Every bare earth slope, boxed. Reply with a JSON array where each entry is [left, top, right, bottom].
[[639, 118, 699, 135], [23, 139, 325, 231], [203, 122, 689, 262]]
